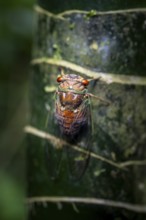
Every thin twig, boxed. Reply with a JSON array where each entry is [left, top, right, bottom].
[[35, 4, 146, 18], [27, 196, 146, 213], [31, 58, 146, 85], [120, 160, 146, 167], [24, 125, 146, 169], [34, 5, 66, 20]]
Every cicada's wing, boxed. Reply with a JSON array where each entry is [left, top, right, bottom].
[[44, 94, 63, 180], [45, 137, 63, 180], [65, 96, 93, 180]]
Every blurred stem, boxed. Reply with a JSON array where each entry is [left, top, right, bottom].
[[27, 196, 146, 213], [31, 58, 146, 85], [24, 125, 146, 169]]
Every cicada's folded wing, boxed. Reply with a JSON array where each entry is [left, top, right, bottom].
[[45, 138, 63, 180], [65, 97, 92, 180], [44, 102, 63, 180]]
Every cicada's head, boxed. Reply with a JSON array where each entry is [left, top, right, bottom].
[[57, 73, 89, 92]]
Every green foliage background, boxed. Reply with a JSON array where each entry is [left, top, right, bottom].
[[0, 0, 34, 220]]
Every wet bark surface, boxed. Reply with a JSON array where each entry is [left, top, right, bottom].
[[28, 3, 146, 219]]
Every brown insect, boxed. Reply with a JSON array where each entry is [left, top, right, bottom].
[[46, 70, 108, 179], [55, 71, 90, 140]]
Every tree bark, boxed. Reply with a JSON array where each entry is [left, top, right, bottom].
[[28, 1, 146, 219]]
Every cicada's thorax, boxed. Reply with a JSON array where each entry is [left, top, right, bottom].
[[55, 74, 89, 137]]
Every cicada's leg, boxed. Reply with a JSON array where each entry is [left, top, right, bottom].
[[88, 93, 111, 105], [88, 76, 101, 83], [87, 94, 94, 136]]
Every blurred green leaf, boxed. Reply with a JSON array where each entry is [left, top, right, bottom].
[[0, 173, 26, 220]]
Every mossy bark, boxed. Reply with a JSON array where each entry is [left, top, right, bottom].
[[28, 1, 146, 219]]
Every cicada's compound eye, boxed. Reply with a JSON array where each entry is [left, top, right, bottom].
[[82, 79, 89, 86], [57, 75, 63, 83]]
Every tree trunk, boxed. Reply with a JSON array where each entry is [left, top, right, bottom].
[[27, 1, 146, 219]]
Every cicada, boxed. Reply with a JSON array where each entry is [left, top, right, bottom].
[[45, 70, 107, 180], [55, 72, 90, 139]]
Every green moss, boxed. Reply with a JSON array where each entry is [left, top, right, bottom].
[[69, 22, 75, 30], [52, 44, 62, 59], [86, 9, 97, 17]]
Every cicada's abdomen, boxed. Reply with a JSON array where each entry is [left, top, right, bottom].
[[55, 74, 89, 138], [55, 92, 88, 136]]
